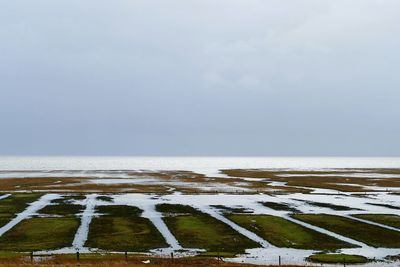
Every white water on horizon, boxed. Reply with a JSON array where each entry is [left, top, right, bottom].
[[0, 157, 400, 178]]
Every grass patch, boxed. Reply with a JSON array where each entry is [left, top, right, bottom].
[[353, 214, 400, 229], [39, 204, 83, 216], [293, 214, 400, 248], [157, 204, 258, 254], [0, 217, 79, 251], [52, 194, 86, 204], [86, 205, 167, 252], [261, 202, 300, 213], [0, 178, 83, 191], [385, 254, 400, 261], [366, 203, 400, 210], [97, 196, 114, 202], [307, 253, 368, 264], [227, 215, 353, 250], [156, 204, 199, 214], [38, 196, 84, 216], [294, 200, 356, 211], [0, 193, 43, 227], [211, 205, 253, 214]]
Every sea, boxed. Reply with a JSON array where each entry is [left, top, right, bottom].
[[0, 157, 400, 177]]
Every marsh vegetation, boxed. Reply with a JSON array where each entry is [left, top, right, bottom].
[[0, 167, 398, 265]]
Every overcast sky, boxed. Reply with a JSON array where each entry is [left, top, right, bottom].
[[1, 0, 400, 156]]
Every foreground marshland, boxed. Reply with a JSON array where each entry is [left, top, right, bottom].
[[0, 168, 399, 266], [0, 253, 310, 267], [87, 205, 167, 251]]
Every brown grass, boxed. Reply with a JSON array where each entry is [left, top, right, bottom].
[[222, 169, 400, 192], [1, 169, 399, 194], [0, 171, 310, 194], [0, 255, 310, 267]]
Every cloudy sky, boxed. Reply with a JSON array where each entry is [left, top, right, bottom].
[[1, 0, 399, 156]]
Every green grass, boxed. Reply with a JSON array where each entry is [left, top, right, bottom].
[[227, 215, 353, 250], [38, 203, 83, 216], [0, 217, 79, 251], [0, 193, 43, 227], [86, 205, 167, 252], [97, 196, 114, 202], [293, 214, 400, 248], [295, 200, 356, 211], [157, 204, 259, 254], [211, 205, 253, 214], [0, 251, 28, 258], [261, 202, 300, 213], [366, 203, 400, 210], [52, 194, 86, 204], [156, 204, 198, 214], [385, 254, 400, 261], [38, 196, 85, 216], [307, 253, 368, 264], [353, 214, 400, 229]]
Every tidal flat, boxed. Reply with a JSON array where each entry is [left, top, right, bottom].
[[0, 165, 399, 266]]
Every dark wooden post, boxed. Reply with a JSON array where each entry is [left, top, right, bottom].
[[125, 251, 128, 261], [30, 252, 33, 262], [279, 255, 281, 266], [170, 252, 174, 259], [343, 257, 346, 267], [76, 251, 80, 261]]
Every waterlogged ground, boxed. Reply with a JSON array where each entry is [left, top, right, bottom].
[[0, 168, 400, 193], [0, 168, 398, 266]]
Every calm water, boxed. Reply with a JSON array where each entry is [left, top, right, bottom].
[[0, 157, 400, 177]]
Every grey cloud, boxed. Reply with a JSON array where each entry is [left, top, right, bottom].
[[0, 0, 399, 156]]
